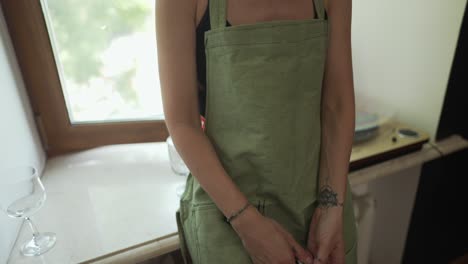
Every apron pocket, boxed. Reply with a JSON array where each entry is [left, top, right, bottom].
[[192, 203, 253, 264], [176, 201, 199, 264], [176, 208, 193, 264]]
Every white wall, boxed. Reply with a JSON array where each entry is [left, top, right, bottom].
[[0, 6, 46, 263], [352, 0, 466, 140], [351, 1, 466, 263]]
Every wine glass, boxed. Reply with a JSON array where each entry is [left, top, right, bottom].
[[0, 165, 57, 256]]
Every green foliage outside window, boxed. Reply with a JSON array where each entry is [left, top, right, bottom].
[[45, 0, 151, 105]]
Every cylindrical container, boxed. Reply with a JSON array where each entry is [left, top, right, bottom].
[[166, 136, 189, 176]]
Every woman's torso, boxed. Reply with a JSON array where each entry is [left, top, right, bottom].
[[195, 0, 321, 117]]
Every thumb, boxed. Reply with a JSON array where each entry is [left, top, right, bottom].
[[281, 229, 314, 264], [314, 242, 332, 264]]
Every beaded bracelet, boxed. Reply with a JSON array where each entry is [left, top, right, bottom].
[[225, 201, 252, 224]]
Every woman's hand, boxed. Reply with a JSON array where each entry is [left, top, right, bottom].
[[231, 206, 314, 264], [307, 207, 345, 264]]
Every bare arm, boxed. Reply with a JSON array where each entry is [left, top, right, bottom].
[[156, 0, 250, 220], [317, 0, 354, 209], [305, 2, 356, 262]]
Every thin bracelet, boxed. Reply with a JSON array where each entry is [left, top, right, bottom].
[[225, 201, 252, 224]]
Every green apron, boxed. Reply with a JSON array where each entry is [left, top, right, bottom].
[[175, 0, 358, 262]]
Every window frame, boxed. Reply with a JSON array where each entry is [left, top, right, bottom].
[[1, 0, 169, 157]]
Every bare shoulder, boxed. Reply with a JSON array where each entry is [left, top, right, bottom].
[[156, 0, 197, 23]]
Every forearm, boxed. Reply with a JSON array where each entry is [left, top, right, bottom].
[[169, 122, 250, 218], [317, 0, 354, 208], [317, 93, 355, 206]]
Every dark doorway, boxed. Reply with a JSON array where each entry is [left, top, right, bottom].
[[402, 4, 468, 264]]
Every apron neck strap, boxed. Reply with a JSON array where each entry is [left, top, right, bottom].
[[209, 0, 227, 30], [313, 0, 326, 20], [209, 0, 326, 30]]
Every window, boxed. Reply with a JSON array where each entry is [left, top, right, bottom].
[[1, 0, 168, 157]]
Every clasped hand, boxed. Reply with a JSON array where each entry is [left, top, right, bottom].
[[230, 205, 345, 264]]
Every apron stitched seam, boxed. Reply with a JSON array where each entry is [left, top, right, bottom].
[[205, 19, 326, 35], [206, 34, 328, 49], [191, 209, 202, 264]]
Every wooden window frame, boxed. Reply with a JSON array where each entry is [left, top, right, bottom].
[[0, 0, 169, 157]]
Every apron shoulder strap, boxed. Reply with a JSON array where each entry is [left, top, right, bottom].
[[313, 0, 326, 20], [209, 0, 326, 30], [209, 0, 227, 30]]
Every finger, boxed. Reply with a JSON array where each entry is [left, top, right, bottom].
[[281, 230, 314, 264], [329, 242, 345, 264], [307, 217, 319, 254], [313, 242, 332, 264], [266, 220, 298, 263], [254, 253, 272, 264], [252, 255, 265, 264], [292, 240, 314, 264], [307, 235, 319, 256], [271, 220, 314, 264]]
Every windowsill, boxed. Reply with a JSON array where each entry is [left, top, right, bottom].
[[7, 119, 466, 263], [8, 142, 186, 264]]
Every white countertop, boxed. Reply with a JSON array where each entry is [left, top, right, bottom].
[[8, 142, 186, 264]]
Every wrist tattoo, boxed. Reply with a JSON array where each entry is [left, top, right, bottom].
[[317, 185, 344, 208], [318, 132, 345, 209]]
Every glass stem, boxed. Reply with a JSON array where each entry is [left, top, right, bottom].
[[25, 217, 40, 246]]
